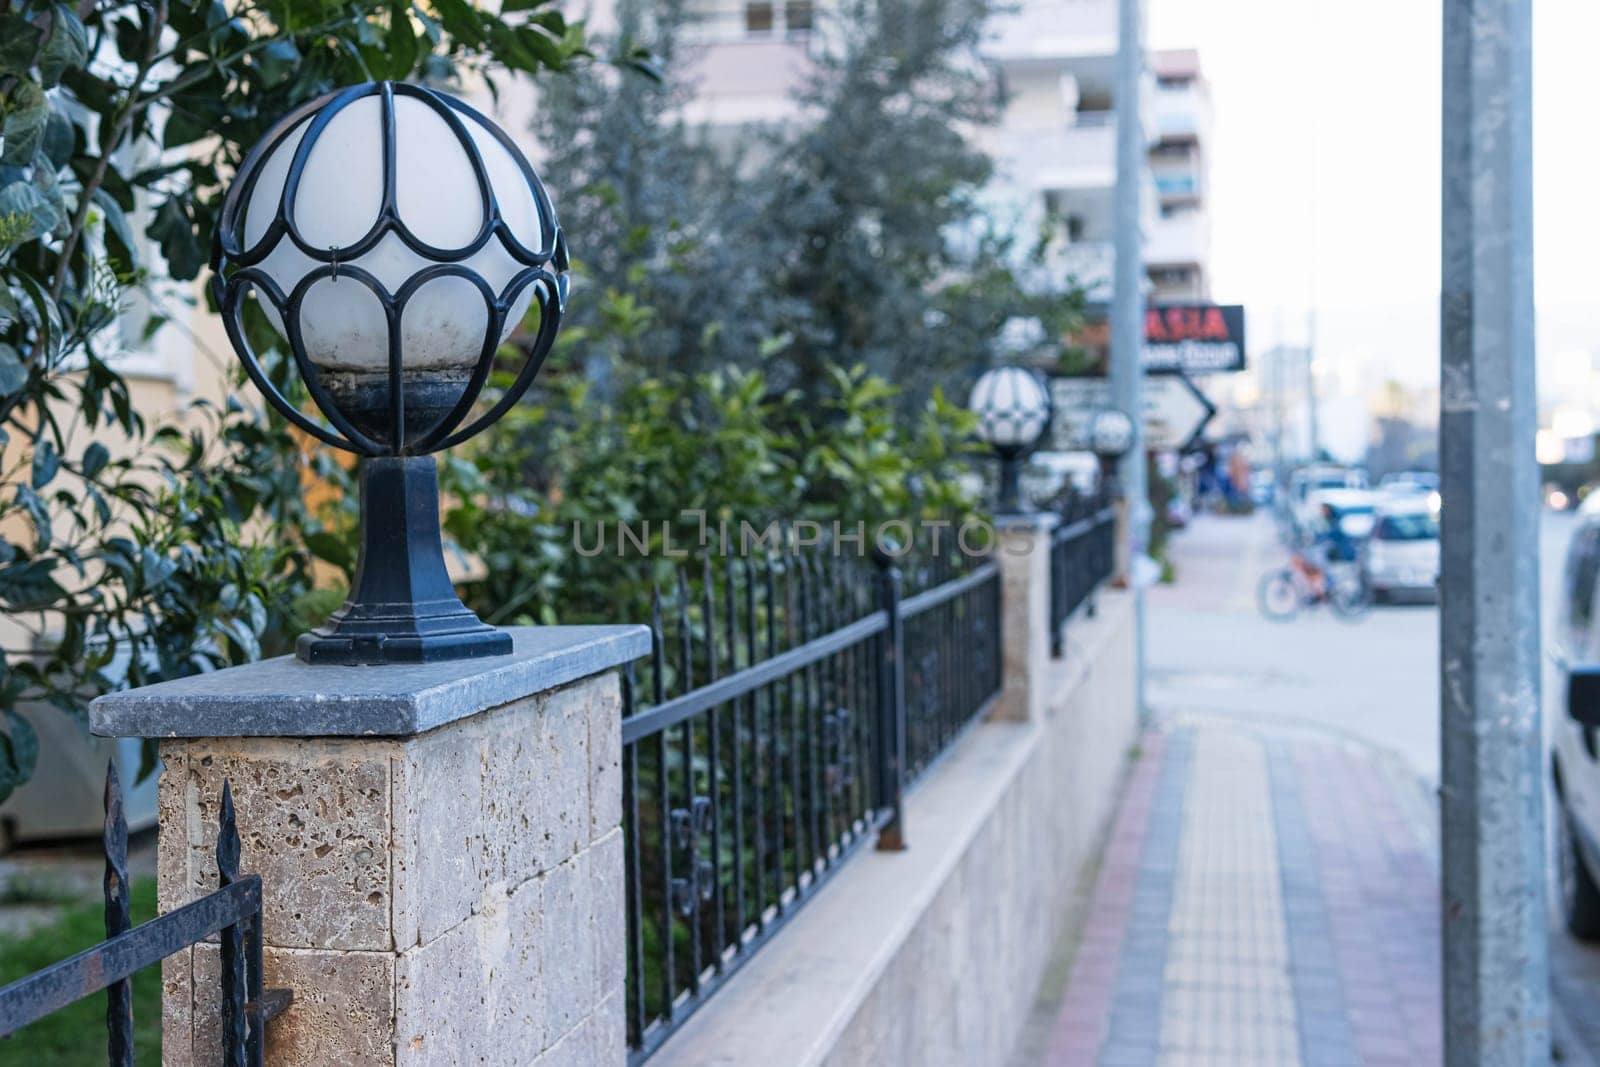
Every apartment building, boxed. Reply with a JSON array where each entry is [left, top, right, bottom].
[[608, 0, 1214, 306], [1145, 48, 1212, 303]]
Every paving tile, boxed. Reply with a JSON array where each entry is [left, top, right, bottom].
[[1040, 723, 1447, 1067]]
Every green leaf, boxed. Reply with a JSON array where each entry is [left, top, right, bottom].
[[0, 343, 26, 395], [4, 709, 37, 779], [138, 546, 178, 590], [41, 106, 73, 168], [386, 2, 420, 78], [1, 80, 49, 166], [305, 530, 355, 573], [0, 17, 44, 76], [31, 438, 58, 488], [93, 188, 138, 271], [254, 39, 301, 88], [514, 25, 567, 70], [0, 736, 15, 804], [38, 6, 89, 87], [81, 441, 110, 478], [0, 179, 60, 248], [148, 196, 204, 280], [0, 558, 65, 610]]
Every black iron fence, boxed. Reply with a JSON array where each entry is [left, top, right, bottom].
[[1049, 503, 1117, 657], [0, 763, 289, 1065], [620, 539, 1002, 1062]]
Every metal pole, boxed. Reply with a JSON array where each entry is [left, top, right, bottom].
[[1110, 0, 1147, 720], [1439, 0, 1546, 1061], [1304, 323, 1320, 461]]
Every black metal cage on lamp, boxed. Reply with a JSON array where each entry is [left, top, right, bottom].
[[211, 81, 569, 665], [969, 365, 1052, 514]]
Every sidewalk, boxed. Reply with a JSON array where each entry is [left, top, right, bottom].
[[1036, 716, 1442, 1067]]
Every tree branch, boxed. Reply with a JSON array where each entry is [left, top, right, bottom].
[[49, 0, 169, 302]]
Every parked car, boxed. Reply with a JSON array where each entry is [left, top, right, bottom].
[[1289, 465, 1369, 535], [1361, 498, 1440, 602], [1249, 469, 1277, 506], [1377, 470, 1439, 497], [1552, 495, 1600, 939]]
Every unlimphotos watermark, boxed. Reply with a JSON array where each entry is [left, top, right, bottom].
[[570, 510, 1043, 559]]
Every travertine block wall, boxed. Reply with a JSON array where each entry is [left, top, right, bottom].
[[995, 515, 1056, 722], [821, 594, 1138, 1066], [155, 674, 624, 1066]]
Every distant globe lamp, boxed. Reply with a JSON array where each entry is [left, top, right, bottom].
[[969, 366, 1051, 513], [211, 81, 568, 665], [1089, 407, 1136, 500]]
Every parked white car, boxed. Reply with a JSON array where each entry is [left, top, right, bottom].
[[1361, 498, 1440, 602], [1551, 495, 1600, 938], [1288, 465, 1369, 535]]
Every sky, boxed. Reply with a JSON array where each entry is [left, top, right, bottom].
[[1148, 0, 1599, 406]]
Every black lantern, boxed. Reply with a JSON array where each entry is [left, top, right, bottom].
[[969, 365, 1051, 513], [211, 81, 568, 665], [1087, 406, 1136, 505]]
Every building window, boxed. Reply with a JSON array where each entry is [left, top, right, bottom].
[[1150, 267, 1197, 286], [746, 1, 775, 33], [786, 0, 813, 31]]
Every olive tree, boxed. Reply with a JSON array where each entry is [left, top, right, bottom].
[[0, 0, 591, 800]]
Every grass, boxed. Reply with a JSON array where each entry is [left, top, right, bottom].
[[0, 877, 161, 1064], [0, 873, 84, 908]]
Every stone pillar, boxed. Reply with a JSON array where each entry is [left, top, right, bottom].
[[1112, 495, 1132, 587], [993, 513, 1055, 723], [90, 625, 648, 1067]]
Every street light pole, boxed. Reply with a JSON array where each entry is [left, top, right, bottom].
[[1439, 0, 1546, 1062], [1111, 0, 1147, 719]]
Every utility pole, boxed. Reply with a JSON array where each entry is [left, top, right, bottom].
[[1439, 0, 1546, 1062], [1304, 311, 1320, 461], [1270, 347, 1285, 485], [1110, 0, 1147, 719]]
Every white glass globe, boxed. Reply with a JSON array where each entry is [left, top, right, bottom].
[[238, 90, 544, 376], [970, 366, 1050, 449], [1090, 407, 1136, 458]]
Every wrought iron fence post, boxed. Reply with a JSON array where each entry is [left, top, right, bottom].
[[103, 762, 133, 1067], [873, 549, 907, 851]]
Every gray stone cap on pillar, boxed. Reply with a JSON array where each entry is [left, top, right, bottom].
[[994, 511, 1060, 532], [89, 625, 650, 739]]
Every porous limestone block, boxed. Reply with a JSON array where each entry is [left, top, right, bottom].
[[994, 514, 1055, 723], [146, 660, 636, 1066]]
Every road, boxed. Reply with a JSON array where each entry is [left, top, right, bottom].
[[1146, 507, 1600, 1060], [1146, 509, 1443, 780]]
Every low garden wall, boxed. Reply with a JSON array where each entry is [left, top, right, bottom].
[[649, 570, 1138, 1066]]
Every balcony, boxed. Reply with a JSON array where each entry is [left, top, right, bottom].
[[1146, 210, 1208, 267], [1152, 82, 1208, 143], [682, 0, 818, 43], [1154, 172, 1201, 200], [676, 35, 816, 127], [987, 0, 1118, 64], [992, 120, 1118, 192]]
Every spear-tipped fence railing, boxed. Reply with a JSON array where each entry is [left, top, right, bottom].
[[619, 534, 1003, 1062], [0, 763, 290, 1064], [1049, 500, 1118, 657]]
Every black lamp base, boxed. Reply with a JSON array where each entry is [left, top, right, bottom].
[[296, 455, 512, 666], [996, 447, 1025, 514]]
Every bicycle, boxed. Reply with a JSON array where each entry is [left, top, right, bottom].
[[1257, 554, 1371, 622]]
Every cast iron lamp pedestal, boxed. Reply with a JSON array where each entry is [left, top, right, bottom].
[[996, 445, 1026, 514], [298, 457, 511, 664], [212, 81, 568, 667]]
